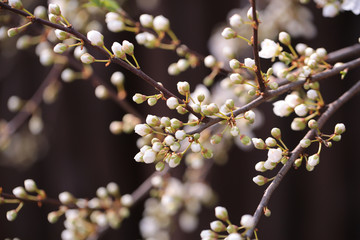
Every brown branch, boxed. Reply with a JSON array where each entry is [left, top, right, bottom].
[[0, 2, 205, 122], [188, 57, 360, 135], [245, 79, 360, 238], [250, 0, 266, 93], [326, 43, 360, 64]]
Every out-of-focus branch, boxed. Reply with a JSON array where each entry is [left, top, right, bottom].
[[327, 43, 360, 63], [245, 79, 360, 238], [0, 64, 63, 146]]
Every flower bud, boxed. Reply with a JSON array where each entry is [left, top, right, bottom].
[[168, 153, 182, 168], [146, 114, 160, 127], [252, 138, 266, 150], [147, 97, 157, 106], [230, 126, 240, 137], [111, 42, 126, 59], [160, 117, 171, 127], [294, 104, 308, 117], [308, 119, 318, 129], [308, 153, 320, 167], [210, 220, 226, 232], [307, 89, 318, 100], [246, 7, 259, 20], [87, 30, 104, 47], [53, 43, 68, 54], [9, 0, 23, 9], [155, 161, 165, 171], [332, 134, 341, 142], [271, 128, 281, 139], [191, 142, 201, 153], [291, 118, 306, 131], [221, 27, 237, 39], [7, 28, 19, 37], [255, 161, 266, 172], [24, 179, 38, 192], [229, 59, 241, 70], [244, 110, 255, 123], [109, 121, 123, 135], [210, 134, 222, 145], [122, 40, 134, 55], [279, 31, 291, 45], [48, 3, 61, 15], [225, 99, 235, 109], [170, 118, 182, 129], [175, 130, 186, 140], [300, 138, 311, 148], [244, 58, 255, 68], [47, 211, 59, 223], [6, 210, 17, 221], [265, 137, 277, 147], [132, 93, 147, 104], [226, 224, 238, 234], [59, 191, 75, 204], [204, 55, 216, 68], [229, 14, 243, 28], [214, 206, 228, 221], [139, 14, 154, 27], [49, 13, 61, 24], [227, 233, 242, 240], [240, 135, 251, 145], [34, 5, 47, 18], [134, 124, 152, 136], [166, 97, 179, 109], [230, 73, 244, 84], [80, 53, 95, 64], [95, 85, 108, 99], [177, 81, 190, 95], [201, 148, 213, 159], [13, 186, 27, 198], [334, 123, 345, 135], [153, 15, 170, 31], [240, 214, 255, 228]]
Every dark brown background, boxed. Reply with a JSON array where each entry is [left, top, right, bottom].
[[0, 0, 359, 239]]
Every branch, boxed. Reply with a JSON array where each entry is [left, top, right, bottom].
[[188, 57, 360, 135], [245, 79, 360, 238], [250, 0, 266, 93], [0, 64, 63, 146], [0, 2, 206, 121]]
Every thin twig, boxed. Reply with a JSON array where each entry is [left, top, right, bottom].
[[245, 79, 360, 238], [250, 0, 266, 93], [0, 2, 205, 121], [188, 57, 360, 135]]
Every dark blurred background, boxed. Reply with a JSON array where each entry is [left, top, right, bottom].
[[0, 0, 359, 239]]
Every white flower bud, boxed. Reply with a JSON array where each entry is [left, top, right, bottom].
[[229, 14, 243, 28], [132, 93, 146, 104], [110, 71, 125, 86], [259, 39, 281, 59], [177, 81, 190, 95], [95, 85, 108, 99], [164, 135, 175, 146], [122, 40, 134, 55], [7, 96, 22, 112], [13, 186, 27, 198], [214, 206, 228, 221], [48, 3, 61, 15], [153, 15, 170, 31], [296, 43, 307, 55], [228, 233, 243, 240], [244, 58, 255, 68], [146, 114, 160, 127], [267, 148, 282, 163], [170, 142, 180, 152], [109, 121, 123, 134], [111, 42, 126, 59], [252, 138, 266, 149], [284, 94, 302, 108], [273, 100, 292, 117], [59, 191, 75, 204], [34, 6, 47, 18], [9, 0, 23, 9], [308, 154, 320, 167], [334, 123, 346, 135], [230, 126, 240, 137], [175, 130, 186, 140], [54, 29, 69, 41], [229, 59, 241, 69], [143, 149, 157, 163], [166, 97, 179, 109], [221, 27, 237, 39], [177, 59, 189, 71], [210, 220, 226, 232], [323, 3, 339, 18], [244, 110, 255, 123], [134, 152, 143, 162], [96, 187, 108, 198], [80, 53, 95, 64], [191, 142, 201, 153], [53, 43, 68, 54], [107, 20, 125, 32], [121, 194, 133, 207], [307, 89, 318, 100], [204, 55, 216, 68], [24, 179, 38, 192], [139, 14, 153, 27], [87, 30, 104, 47], [255, 161, 266, 172], [134, 124, 152, 136], [294, 104, 308, 117], [265, 137, 277, 147], [316, 48, 327, 58], [300, 138, 311, 148], [279, 31, 291, 45], [240, 214, 255, 228], [291, 118, 306, 131], [6, 210, 17, 221]]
